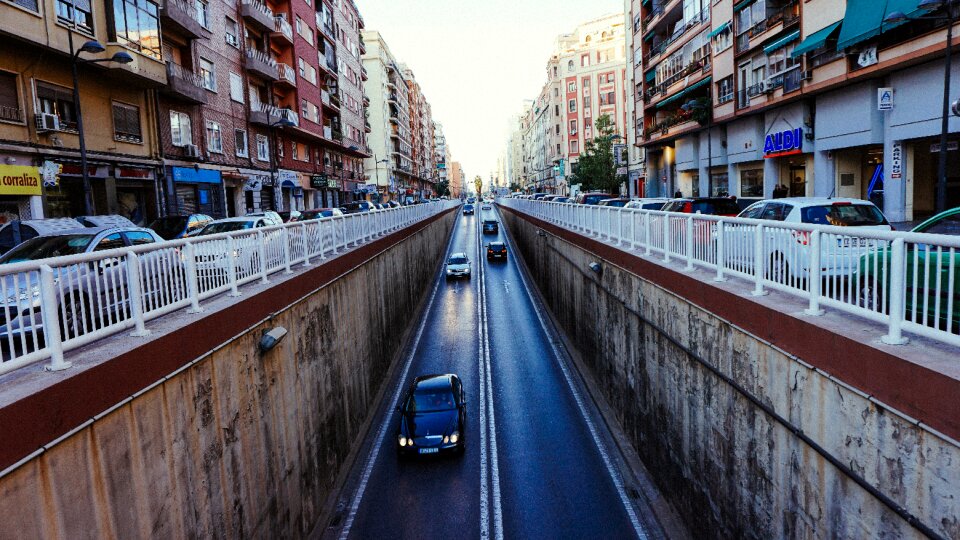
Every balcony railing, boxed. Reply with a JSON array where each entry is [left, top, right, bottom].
[[645, 56, 710, 101], [273, 15, 293, 44], [161, 0, 205, 38], [245, 48, 278, 81], [782, 65, 802, 94], [164, 61, 207, 104], [736, 3, 799, 54], [277, 63, 296, 85], [239, 0, 274, 31], [0, 105, 23, 123], [250, 102, 299, 128], [644, 7, 709, 64]]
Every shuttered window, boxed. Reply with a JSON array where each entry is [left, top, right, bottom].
[[112, 102, 142, 142], [0, 72, 21, 123]]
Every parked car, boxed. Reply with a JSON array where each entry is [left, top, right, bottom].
[[298, 208, 344, 220], [624, 198, 670, 211], [148, 214, 214, 240], [396, 374, 466, 457], [342, 201, 376, 214], [386, 200, 401, 208], [482, 219, 499, 234], [0, 226, 167, 342], [445, 252, 471, 279], [463, 204, 475, 215], [857, 206, 960, 327], [245, 211, 285, 224], [598, 198, 631, 208], [532, 193, 548, 200], [486, 242, 507, 261], [662, 197, 741, 216], [196, 215, 282, 236], [76, 215, 137, 228], [0, 218, 85, 254], [277, 210, 301, 223], [574, 192, 615, 205], [552, 196, 571, 203]]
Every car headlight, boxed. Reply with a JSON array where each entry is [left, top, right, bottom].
[[449, 432, 459, 444], [398, 436, 408, 447], [442, 436, 450, 444]]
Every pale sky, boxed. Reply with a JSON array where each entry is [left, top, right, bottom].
[[356, 0, 623, 182]]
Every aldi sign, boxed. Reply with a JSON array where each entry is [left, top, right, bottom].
[[764, 128, 803, 158]]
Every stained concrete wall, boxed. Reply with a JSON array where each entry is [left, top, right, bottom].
[[500, 208, 960, 540], [0, 209, 455, 539]]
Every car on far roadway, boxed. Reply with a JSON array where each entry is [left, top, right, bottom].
[[574, 192, 615, 205], [552, 196, 571, 203], [467, 197, 476, 204], [624, 198, 670, 211], [396, 374, 466, 457], [481, 204, 492, 210], [148, 214, 214, 240], [463, 204, 475, 215], [486, 241, 507, 261], [482, 219, 499, 234], [445, 252, 471, 279], [298, 208, 344, 220], [662, 197, 741, 216], [598, 198, 631, 208], [198, 215, 282, 235]]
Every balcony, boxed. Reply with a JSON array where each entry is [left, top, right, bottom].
[[277, 63, 296, 87], [645, 56, 710, 103], [735, 2, 799, 55], [163, 62, 208, 104], [272, 16, 293, 46], [643, 7, 709, 65], [358, 35, 366, 54], [315, 12, 335, 39], [240, 0, 274, 32], [160, 0, 205, 38], [245, 49, 278, 81], [362, 95, 370, 106], [364, 119, 371, 133], [0, 105, 23, 123], [360, 66, 368, 81], [250, 102, 299, 128]]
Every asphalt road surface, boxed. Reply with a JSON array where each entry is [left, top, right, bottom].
[[327, 205, 656, 540]]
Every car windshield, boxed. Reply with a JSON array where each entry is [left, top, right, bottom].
[[409, 389, 456, 412], [0, 234, 95, 263], [199, 221, 255, 235], [584, 194, 609, 204], [449, 256, 468, 265], [148, 216, 188, 240], [800, 204, 886, 226], [692, 200, 741, 215]]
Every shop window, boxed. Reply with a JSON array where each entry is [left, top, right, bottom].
[[235, 129, 248, 157], [740, 168, 764, 197], [56, 0, 93, 33], [36, 82, 77, 130], [108, 0, 161, 60], [0, 72, 22, 123], [710, 172, 730, 197], [112, 102, 142, 143], [256, 134, 269, 161], [169, 110, 191, 146], [206, 121, 223, 153]]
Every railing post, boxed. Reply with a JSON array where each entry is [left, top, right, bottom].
[[644, 213, 652, 256], [184, 242, 204, 313], [226, 236, 240, 297], [804, 230, 824, 315], [39, 264, 70, 372], [617, 209, 625, 246], [281, 227, 293, 274], [882, 238, 909, 345], [301, 222, 312, 266], [751, 224, 767, 296], [257, 230, 269, 284], [663, 214, 671, 263], [125, 251, 150, 336], [685, 215, 695, 271], [714, 221, 727, 282], [338, 215, 346, 252]]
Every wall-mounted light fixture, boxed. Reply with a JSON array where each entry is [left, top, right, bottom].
[[537, 230, 546, 237], [259, 326, 288, 353], [588, 262, 602, 276]]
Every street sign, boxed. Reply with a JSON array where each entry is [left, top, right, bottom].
[[878, 88, 894, 111], [616, 167, 627, 176], [890, 141, 902, 179]]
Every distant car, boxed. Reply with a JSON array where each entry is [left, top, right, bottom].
[[624, 198, 670, 211], [277, 210, 301, 223], [482, 219, 499, 234], [463, 204, 475, 215], [396, 374, 466, 457], [148, 214, 214, 240], [76, 215, 137, 228], [662, 197, 741, 217], [467, 197, 476, 203], [574, 192, 615, 205], [481, 204, 492, 210], [552, 196, 571, 203], [0, 218, 85, 254], [445, 252, 471, 279], [598, 198, 630, 208], [298, 208, 344, 220], [486, 241, 507, 261]]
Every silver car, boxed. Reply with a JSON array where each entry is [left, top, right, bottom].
[[445, 252, 471, 279]]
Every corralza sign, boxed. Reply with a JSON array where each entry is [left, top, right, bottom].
[[764, 127, 803, 158], [0, 165, 43, 196]]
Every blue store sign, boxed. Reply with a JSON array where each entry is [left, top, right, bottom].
[[172, 166, 222, 184], [763, 128, 803, 158]]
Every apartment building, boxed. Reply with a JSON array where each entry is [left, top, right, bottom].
[[449, 160, 464, 198], [361, 31, 407, 200], [403, 66, 437, 198], [634, 0, 959, 221], [0, 0, 167, 223], [434, 121, 450, 190], [625, 0, 646, 196]]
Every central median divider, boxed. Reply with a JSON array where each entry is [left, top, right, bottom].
[[0, 205, 458, 539]]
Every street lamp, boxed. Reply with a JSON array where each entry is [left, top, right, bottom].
[[373, 156, 388, 202], [267, 113, 296, 211], [683, 97, 713, 198], [884, 0, 957, 213], [68, 33, 133, 215]]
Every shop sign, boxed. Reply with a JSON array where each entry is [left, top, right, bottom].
[[117, 167, 154, 179], [39, 160, 61, 187], [890, 141, 902, 179], [763, 128, 803, 158], [931, 141, 959, 153], [327, 179, 340, 189], [310, 174, 328, 189], [0, 165, 43, 196], [857, 46, 877, 68], [172, 166, 222, 184], [276, 169, 298, 186], [878, 88, 894, 111]]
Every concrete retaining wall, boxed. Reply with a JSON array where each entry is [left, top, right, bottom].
[[500, 207, 959, 540], [0, 209, 456, 539]]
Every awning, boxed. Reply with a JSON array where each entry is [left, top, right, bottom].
[[763, 30, 800, 55], [645, 69, 657, 83], [656, 76, 712, 109], [837, 0, 928, 50], [791, 21, 842, 58], [733, 0, 752, 12], [708, 21, 731, 38]]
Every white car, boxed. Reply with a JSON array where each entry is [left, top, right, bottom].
[[244, 211, 284, 225], [624, 198, 671, 211], [726, 197, 892, 282], [193, 216, 285, 281], [445, 252, 471, 279]]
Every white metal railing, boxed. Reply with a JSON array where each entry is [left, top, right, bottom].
[[0, 201, 458, 377], [274, 15, 293, 41], [500, 198, 960, 349]]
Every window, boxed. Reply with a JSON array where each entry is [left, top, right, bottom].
[[256, 134, 269, 161], [567, 81, 576, 93], [740, 168, 764, 197], [296, 16, 314, 44], [109, 0, 161, 60], [229, 72, 244, 103], [600, 91, 616, 106], [57, 0, 93, 33], [225, 18, 239, 48], [9, 0, 38, 12], [581, 54, 590, 67], [292, 141, 299, 160], [95, 233, 124, 251], [235, 129, 248, 157], [568, 99, 577, 112], [206, 121, 223, 153], [570, 140, 579, 153], [194, 0, 208, 27], [767, 43, 799, 76], [0, 72, 22, 123], [582, 77, 590, 88], [569, 119, 577, 134], [567, 60, 574, 72], [169, 110, 192, 146], [124, 231, 156, 245], [585, 125, 592, 138], [36, 82, 77, 129], [199, 58, 216, 91], [713, 23, 732, 53], [716, 76, 734, 104]]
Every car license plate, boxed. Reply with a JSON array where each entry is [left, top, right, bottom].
[[418, 447, 439, 455], [838, 237, 866, 248]]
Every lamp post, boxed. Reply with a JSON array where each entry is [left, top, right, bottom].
[[373, 156, 388, 201], [885, 0, 957, 213], [67, 33, 133, 216], [683, 98, 713, 198], [267, 113, 296, 211]]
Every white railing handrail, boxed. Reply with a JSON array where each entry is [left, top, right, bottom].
[[0, 201, 458, 378], [500, 198, 960, 349]]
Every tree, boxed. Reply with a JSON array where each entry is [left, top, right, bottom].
[[509, 182, 521, 192], [571, 114, 620, 195], [474, 176, 483, 197], [436, 180, 450, 197]]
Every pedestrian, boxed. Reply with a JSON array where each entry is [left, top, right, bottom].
[[673, 190, 683, 198]]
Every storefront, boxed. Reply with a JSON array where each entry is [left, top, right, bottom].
[[0, 164, 44, 222], [762, 102, 814, 200], [41, 160, 160, 223], [171, 166, 225, 218], [277, 169, 298, 212], [308, 174, 341, 208], [43, 161, 108, 218], [238, 169, 272, 214]]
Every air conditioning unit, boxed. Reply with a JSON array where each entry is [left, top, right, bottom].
[[35, 112, 60, 132], [800, 70, 813, 81], [184, 144, 200, 157], [226, 34, 239, 48]]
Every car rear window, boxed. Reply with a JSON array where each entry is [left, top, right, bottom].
[[692, 200, 741, 215], [800, 204, 887, 226]]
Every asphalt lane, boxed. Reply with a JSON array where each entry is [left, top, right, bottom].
[[336, 204, 642, 540]]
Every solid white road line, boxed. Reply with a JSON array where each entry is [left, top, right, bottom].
[[337, 213, 458, 540], [476, 214, 490, 540], [478, 215, 504, 540], [500, 207, 649, 540]]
